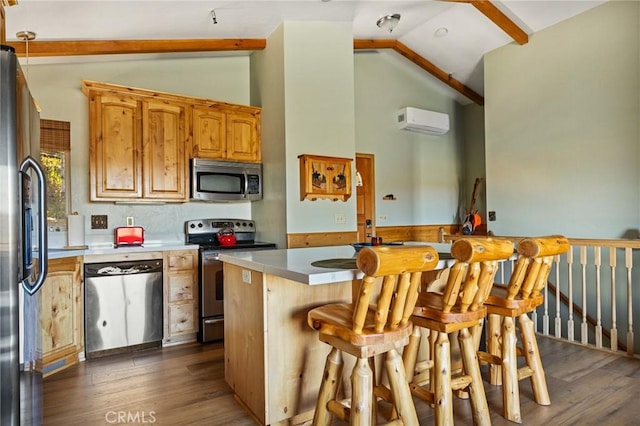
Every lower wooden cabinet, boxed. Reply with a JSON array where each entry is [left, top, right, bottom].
[[40, 256, 83, 377], [163, 250, 199, 344]]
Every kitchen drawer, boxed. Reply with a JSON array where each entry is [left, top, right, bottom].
[[168, 273, 194, 302], [168, 303, 196, 335], [167, 251, 196, 271]]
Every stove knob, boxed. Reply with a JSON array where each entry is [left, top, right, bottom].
[[197, 223, 203, 228], [189, 223, 195, 228], [248, 222, 254, 228]]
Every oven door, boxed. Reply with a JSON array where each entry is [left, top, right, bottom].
[[199, 250, 225, 342]]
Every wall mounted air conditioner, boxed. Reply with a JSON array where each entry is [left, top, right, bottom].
[[397, 107, 450, 135]]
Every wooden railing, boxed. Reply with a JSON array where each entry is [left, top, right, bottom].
[[489, 237, 640, 357]]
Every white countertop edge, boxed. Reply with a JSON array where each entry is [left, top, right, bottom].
[[220, 254, 362, 285], [43, 243, 200, 259]]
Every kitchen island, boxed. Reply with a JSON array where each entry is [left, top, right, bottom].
[[219, 244, 451, 425], [220, 246, 364, 425]]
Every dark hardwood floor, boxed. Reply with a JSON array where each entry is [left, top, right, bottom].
[[43, 337, 640, 425]]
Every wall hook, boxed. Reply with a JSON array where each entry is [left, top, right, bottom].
[[211, 9, 218, 24]]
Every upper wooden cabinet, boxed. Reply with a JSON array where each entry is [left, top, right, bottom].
[[298, 154, 353, 202], [191, 104, 261, 163], [82, 80, 261, 202]]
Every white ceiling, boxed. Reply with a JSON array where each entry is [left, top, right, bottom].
[[4, 1, 606, 104]]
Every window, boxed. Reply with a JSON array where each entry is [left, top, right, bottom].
[[40, 119, 71, 231]]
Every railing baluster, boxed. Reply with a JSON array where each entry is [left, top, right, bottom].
[[594, 246, 602, 348], [580, 246, 588, 344], [543, 263, 549, 335], [625, 247, 634, 356], [554, 253, 561, 338], [567, 246, 574, 342], [609, 247, 617, 352]]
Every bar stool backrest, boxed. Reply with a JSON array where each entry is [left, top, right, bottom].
[[442, 238, 515, 314], [504, 235, 570, 301], [353, 245, 439, 334]]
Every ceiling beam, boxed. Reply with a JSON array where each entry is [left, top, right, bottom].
[[5, 38, 267, 57], [444, 0, 528, 45], [354, 39, 484, 106]]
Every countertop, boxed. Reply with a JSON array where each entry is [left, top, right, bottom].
[[43, 243, 199, 260], [219, 242, 453, 286]]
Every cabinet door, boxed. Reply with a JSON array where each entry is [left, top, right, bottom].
[[89, 93, 142, 200], [143, 101, 188, 201], [226, 109, 261, 163], [40, 257, 83, 376], [299, 154, 352, 201], [191, 105, 226, 159]]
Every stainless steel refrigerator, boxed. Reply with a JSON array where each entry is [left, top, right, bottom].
[[0, 45, 48, 425]]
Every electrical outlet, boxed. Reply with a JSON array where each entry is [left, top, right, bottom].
[[242, 269, 252, 284], [126, 216, 135, 226], [488, 211, 496, 221], [334, 213, 346, 224], [90, 215, 108, 230], [379, 215, 388, 222]]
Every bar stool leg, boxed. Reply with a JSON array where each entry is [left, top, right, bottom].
[[487, 313, 502, 385], [386, 348, 420, 426], [433, 331, 454, 426], [313, 347, 343, 426], [403, 326, 422, 382], [351, 357, 373, 426], [518, 313, 551, 405], [501, 316, 522, 424], [459, 328, 491, 426]]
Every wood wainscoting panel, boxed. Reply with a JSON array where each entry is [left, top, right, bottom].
[[287, 224, 471, 249], [287, 231, 358, 248], [376, 224, 461, 243]]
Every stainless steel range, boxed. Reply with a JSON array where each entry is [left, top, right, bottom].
[[185, 218, 276, 343]]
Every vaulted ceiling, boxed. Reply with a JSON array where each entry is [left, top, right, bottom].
[[3, 1, 606, 105]]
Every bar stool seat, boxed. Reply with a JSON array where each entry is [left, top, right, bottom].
[[402, 237, 515, 426], [478, 235, 570, 424], [307, 245, 440, 426]]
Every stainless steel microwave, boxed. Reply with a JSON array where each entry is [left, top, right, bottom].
[[191, 158, 262, 202]]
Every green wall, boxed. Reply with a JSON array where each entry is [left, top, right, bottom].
[[484, 1, 640, 238], [25, 27, 474, 246], [354, 50, 465, 226]]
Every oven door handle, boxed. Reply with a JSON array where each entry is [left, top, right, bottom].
[[202, 252, 221, 261]]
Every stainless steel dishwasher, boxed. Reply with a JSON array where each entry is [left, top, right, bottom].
[[84, 259, 163, 358]]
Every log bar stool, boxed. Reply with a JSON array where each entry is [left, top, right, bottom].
[[478, 235, 570, 424], [307, 245, 440, 426], [403, 237, 515, 426]]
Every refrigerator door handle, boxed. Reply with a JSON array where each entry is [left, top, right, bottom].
[[20, 156, 48, 295]]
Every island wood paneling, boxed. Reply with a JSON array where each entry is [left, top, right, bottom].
[[223, 263, 353, 425]]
